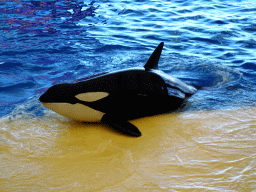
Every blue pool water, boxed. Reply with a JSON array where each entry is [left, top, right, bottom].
[[0, 0, 256, 117]]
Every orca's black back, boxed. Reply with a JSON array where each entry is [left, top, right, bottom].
[[75, 69, 168, 96]]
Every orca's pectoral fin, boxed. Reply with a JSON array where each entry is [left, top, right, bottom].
[[101, 114, 142, 137]]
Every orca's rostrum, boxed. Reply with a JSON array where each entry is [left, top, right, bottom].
[[39, 42, 197, 137]]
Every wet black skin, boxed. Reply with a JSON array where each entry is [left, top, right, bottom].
[[39, 42, 196, 137], [39, 69, 185, 118]]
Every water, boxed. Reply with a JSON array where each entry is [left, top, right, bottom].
[[1, 0, 256, 116], [1, 0, 256, 191]]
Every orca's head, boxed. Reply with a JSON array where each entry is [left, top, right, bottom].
[[39, 83, 77, 104], [39, 83, 109, 122], [39, 83, 81, 120]]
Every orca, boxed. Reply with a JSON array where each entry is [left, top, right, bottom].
[[39, 42, 197, 137]]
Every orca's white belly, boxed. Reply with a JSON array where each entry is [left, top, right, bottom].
[[42, 103, 104, 122]]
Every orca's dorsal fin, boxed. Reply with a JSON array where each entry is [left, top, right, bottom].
[[144, 42, 164, 71]]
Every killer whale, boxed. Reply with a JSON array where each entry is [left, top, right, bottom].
[[39, 42, 197, 137]]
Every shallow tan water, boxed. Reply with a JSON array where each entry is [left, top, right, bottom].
[[1, 107, 256, 191]]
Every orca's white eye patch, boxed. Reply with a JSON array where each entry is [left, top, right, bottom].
[[75, 92, 109, 102]]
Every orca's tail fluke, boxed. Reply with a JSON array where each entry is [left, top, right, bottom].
[[144, 42, 164, 71]]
